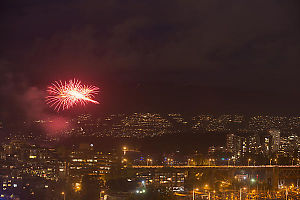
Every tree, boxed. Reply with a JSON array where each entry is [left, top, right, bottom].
[[80, 175, 100, 200], [126, 186, 176, 200]]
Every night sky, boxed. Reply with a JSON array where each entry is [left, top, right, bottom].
[[1, 0, 300, 121]]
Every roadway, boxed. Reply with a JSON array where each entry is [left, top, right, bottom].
[[132, 165, 300, 169]]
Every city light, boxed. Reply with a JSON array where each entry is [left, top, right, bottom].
[[136, 189, 146, 194], [1, 0, 299, 198], [1, 113, 300, 199], [74, 183, 81, 192], [123, 146, 127, 155], [204, 184, 209, 190]]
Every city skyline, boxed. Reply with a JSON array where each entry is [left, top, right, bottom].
[[1, 0, 300, 199], [1, 0, 300, 120], [1, 132, 300, 199], [2, 112, 300, 157]]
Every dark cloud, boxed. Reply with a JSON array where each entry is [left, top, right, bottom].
[[0, 0, 300, 115], [0, 61, 72, 134]]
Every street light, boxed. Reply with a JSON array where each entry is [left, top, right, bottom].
[[208, 159, 215, 166], [248, 159, 251, 166], [203, 184, 211, 200], [147, 158, 152, 166], [203, 185, 210, 200], [61, 192, 66, 200], [167, 158, 173, 165], [270, 158, 278, 165], [204, 184, 209, 190], [240, 187, 246, 200], [74, 183, 81, 192], [122, 158, 127, 165], [193, 188, 199, 200], [123, 146, 127, 155], [100, 191, 105, 200]]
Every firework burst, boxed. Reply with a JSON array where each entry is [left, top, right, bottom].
[[46, 79, 99, 111]]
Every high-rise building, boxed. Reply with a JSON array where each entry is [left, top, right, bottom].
[[208, 146, 216, 157], [248, 134, 261, 154], [269, 129, 280, 153], [262, 136, 271, 155], [278, 137, 288, 157], [226, 134, 235, 153], [241, 137, 247, 157], [226, 134, 241, 157], [68, 148, 112, 181]]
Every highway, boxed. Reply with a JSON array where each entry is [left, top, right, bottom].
[[132, 165, 300, 169]]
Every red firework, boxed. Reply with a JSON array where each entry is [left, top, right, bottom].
[[46, 79, 99, 111]]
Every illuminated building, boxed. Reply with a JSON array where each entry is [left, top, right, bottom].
[[208, 146, 216, 157], [248, 134, 261, 155], [269, 129, 280, 153], [68, 147, 112, 181], [226, 134, 241, 157], [278, 137, 289, 157], [262, 136, 271, 155], [135, 171, 187, 192], [111, 113, 172, 138]]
